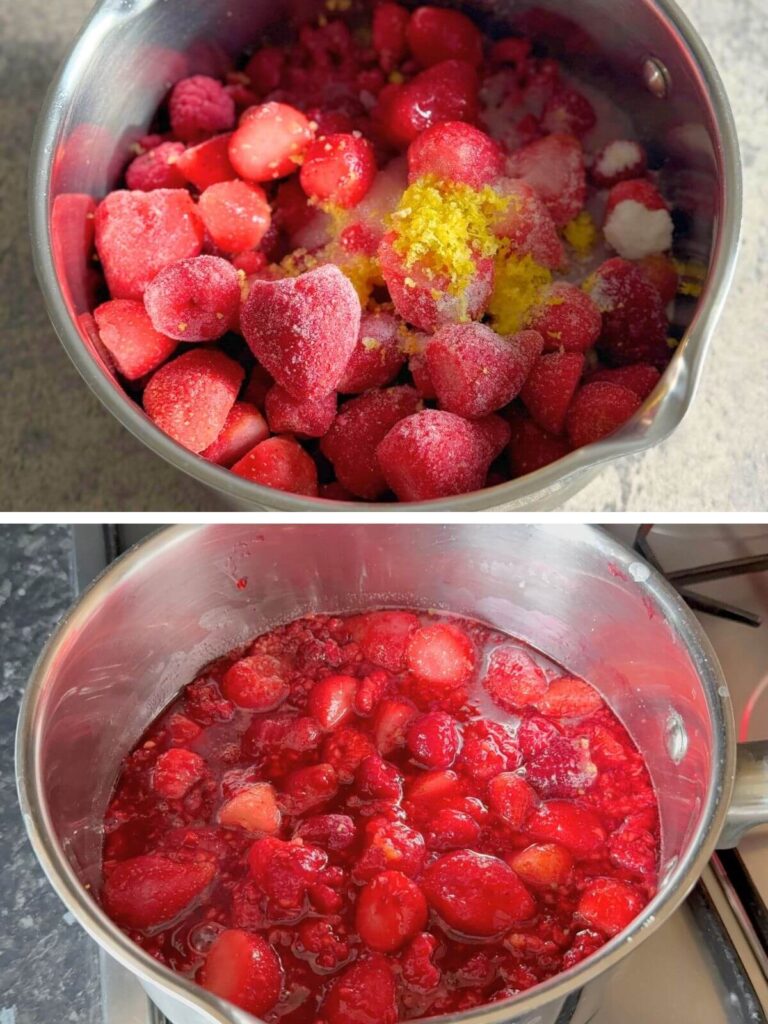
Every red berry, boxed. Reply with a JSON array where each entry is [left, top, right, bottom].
[[307, 674, 358, 730], [198, 179, 271, 253], [400, 933, 441, 992], [300, 133, 377, 209], [457, 719, 521, 782], [352, 610, 421, 673], [294, 813, 357, 853], [507, 409, 569, 477], [488, 773, 536, 828], [322, 727, 376, 783], [407, 712, 460, 768], [244, 46, 286, 95], [490, 36, 532, 66], [376, 59, 479, 148], [483, 646, 548, 709], [355, 820, 426, 880], [169, 75, 236, 142], [590, 139, 647, 189], [562, 929, 605, 970], [534, 675, 603, 717], [577, 878, 644, 936], [102, 855, 214, 929], [409, 349, 436, 399], [144, 255, 240, 341], [406, 6, 483, 68], [357, 754, 404, 801], [125, 141, 187, 191], [219, 782, 282, 833], [587, 257, 669, 366], [423, 850, 535, 936], [566, 382, 641, 448], [283, 763, 339, 813], [322, 955, 398, 1024], [492, 178, 565, 268], [407, 623, 475, 689], [603, 178, 673, 260], [338, 312, 406, 394], [200, 929, 283, 1016], [229, 101, 313, 181], [264, 384, 337, 437], [509, 842, 573, 887], [505, 134, 586, 227], [176, 133, 238, 190], [356, 871, 428, 953], [143, 348, 243, 453], [424, 808, 481, 850], [407, 122, 504, 188], [404, 769, 464, 818], [526, 800, 606, 857], [638, 253, 679, 305], [222, 654, 290, 710], [586, 363, 661, 401], [153, 747, 206, 799], [248, 836, 327, 916], [201, 401, 269, 467], [231, 437, 319, 496], [242, 363, 274, 409], [541, 88, 596, 138], [241, 266, 361, 400], [520, 351, 585, 435], [373, 699, 420, 755], [372, 3, 410, 71], [525, 282, 602, 353], [93, 299, 177, 380]]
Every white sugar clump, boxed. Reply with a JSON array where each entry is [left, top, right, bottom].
[[596, 140, 643, 178], [604, 200, 673, 260]]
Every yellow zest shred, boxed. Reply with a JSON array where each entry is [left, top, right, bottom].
[[673, 259, 707, 298], [361, 336, 382, 351], [339, 254, 383, 305], [487, 249, 552, 334], [563, 210, 597, 257]]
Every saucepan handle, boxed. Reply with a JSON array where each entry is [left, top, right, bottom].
[[717, 741, 768, 849]]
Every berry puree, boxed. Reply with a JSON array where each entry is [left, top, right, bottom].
[[84, 2, 698, 502], [99, 610, 659, 1021]]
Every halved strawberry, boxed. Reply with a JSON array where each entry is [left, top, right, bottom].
[[200, 928, 283, 1016], [406, 623, 476, 689], [576, 878, 645, 936], [487, 773, 536, 829], [373, 698, 419, 755], [176, 133, 237, 190], [351, 610, 421, 673], [509, 842, 573, 887], [201, 402, 269, 468], [307, 674, 359, 730], [356, 870, 428, 953], [218, 782, 281, 834], [102, 854, 214, 929]]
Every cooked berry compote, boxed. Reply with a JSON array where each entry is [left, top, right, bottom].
[[80, 1, 701, 502], [99, 610, 659, 1021]]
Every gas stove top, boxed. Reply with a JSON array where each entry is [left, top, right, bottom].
[[71, 525, 768, 1024]]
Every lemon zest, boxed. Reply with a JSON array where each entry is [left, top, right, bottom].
[[563, 210, 597, 257], [487, 249, 552, 334]]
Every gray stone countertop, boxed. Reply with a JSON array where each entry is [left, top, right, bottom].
[[1, 0, 766, 511]]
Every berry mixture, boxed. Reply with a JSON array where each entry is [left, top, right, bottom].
[[98, 610, 660, 1022], [85, 3, 692, 501]]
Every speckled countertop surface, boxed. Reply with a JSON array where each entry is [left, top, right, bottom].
[[1, 0, 766, 511]]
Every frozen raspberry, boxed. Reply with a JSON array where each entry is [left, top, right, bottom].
[[307, 674, 358, 730], [376, 60, 479, 148], [638, 253, 679, 305], [201, 401, 269, 467], [524, 729, 597, 798], [457, 719, 521, 782], [423, 850, 535, 935], [153, 748, 206, 799], [176, 133, 237, 190], [294, 813, 356, 853], [376, 409, 508, 502], [509, 842, 573, 887], [424, 808, 481, 850], [93, 299, 177, 380], [322, 956, 398, 1024], [200, 929, 283, 1016], [535, 675, 603, 717], [296, 918, 350, 971], [407, 623, 475, 690], [231, 437, 319, 496], [321, 385, 422, 500], [322, 727, 376, 783], [608, 816, 658, 877], [229, 101, 313, 181], [541, 88, 596, 137], [222, 654, 290, 710], [244, 46, 286, 95], [144, 255, 240, 341], [125, 141, 186, 191], [198, 180, 271, 253], [591, 139, 647, 189], [505, 134, 586, 227], [169, 75, 236, 142], [507, 409, 569, 477], [483, 646, 547, 709], [566, 382, 641, 448], [143, 348, 243, 453], [400, 933, 441, 992], [526, 800, 606, 857], [241, 266, 361, 400], [407, 122, 504, 188], [355, 820, 426, 881], [525, 282, 601, 353], [219, 782, 282, 833], [603, 178, 673, 260], [248, 836, 327, 918], [520, 351, 585, 435], [264, 384, 336, 437], [588, 257, 670, 366], [577, 878, 644, 937], [492, 178, 565, 268], [102, 855, 214, 929], [562, 928, 605, 970], [338, 312, 406, 393], [426, 324, 543, 419], [488, 773, 536, 829], [373, 3, 410, 70], [283, 764, 339, 813], [407, 712, 460, 769], [165, 714, 202, 746], [243, 716, 322, 773], [407, 6, 483, 68], [356, 870, 428, 953], [372, 699, 420, 756], [94, 189, 204, 300], [184, 676, 235, 725], [300, 133, 377, 208]]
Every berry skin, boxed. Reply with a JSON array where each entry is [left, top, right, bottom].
[[376, 60, 479, 149], [406, 712, 460, 769], [507, 410, 569, 478], [406, 6, 483, 68], [221, 654, 290, 710], [483, 646, 548, 709], [509, 842, 573, 887], [229, 102, 314, 181], [525, 282, 602, 353], [407, 122, 504, 189], [505, 134, 586, 227], [307, 674, 358, 730], [143, 255, 240, 342], [264, 385, 337, 438], [577, 878, 645, 936], [520, 351, 585, 436], [566, 382, 641, 449], [198, 180, 271, 254], [356, 870, 428, 952], [201, 402, 269, 467], [407, 623, 475, 689], [300, 133, 377, 209], [322, 955, 398, 1024], [200, 929, 283, 1016], [534, 675, 603, 718], [125, 142, 186, 191], [423, 850, 535, 936], [357, 754, 404, 801], [218, 782, 282, 833], [373, 3, 410, 71], [487, 773, 536, 829], [102, 855, 214, 929], [93, 299, 177, 380], [338, 312, 406, 394], [526, 800, 606, 857], [153, 748, 206, 799], [169, 75, 236, 142], [231, 437, 319, 496], [143, 348, 243, 453], [175, 133, 237, 190], [587, 257, 670, 367]]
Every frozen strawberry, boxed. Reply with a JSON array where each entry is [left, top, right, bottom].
[[376, 59, 479, 148], [201, 402, 269, 467], [351, 610, 421, 673], [520, 351, 585, 435], [94, 189, 204, 300], [586, 363, 661, 401], [373, 3, 410, 71], [638, 253, 678, 305], [153, 748, 206, 799], [219, 782, 282, 833], [409, 349, 436, 398], [169, 75, 236, 142], [231, 437, 319, 496], [264, 385, 336, 437], [427, 325, 542, 419], [526, 800, 606, 857], [93, 299, 177, 380], [244, 46, 286, 95], [176, 133, 237, 190], [229, 101, 313, 181], [577, 878, 644, 936], [222, 654, 290, 710], [566, 382, 641, 448], [242, 363, 273, 409], [338, 312, 406, 393], [603, 178, 673, 260], [509, 842, 573, 887], [241, 266, 361, 400], [307, 674, 358, 730], [424, 807, 481, 850], [590, 139, 647, 189], [102, 855, 214, 929], [407, 623, 475, 691], [300, 133, 377, 208], [535, 675, 603, 717], [376, 409, 507, 501], [144, 255, 240, 341], [407, 712, 460, 769], [507, 409, 569, 477], [321, 386, 422, 500], [372, 699, 419, 757], [406, 6, 483, 68], [407, 122, 504, 188], [525, 282, 601, 352], [488, 773, 536, 829], [423, 850, 535, 935], [125, 141, 187, 191], [283, 764, 339, 813], [323, 955, 398, 1024], [492, 178, 565, 268], [198, 179, 271, 253], [505, 134, 586, 227], [143, 348, 243, 452], [200, 928, 283, 1016], [356, 871, 428, 953], [541, 88, 596, 137], [587, 257, 669, 366]]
